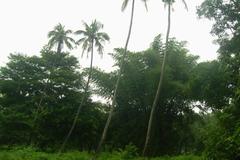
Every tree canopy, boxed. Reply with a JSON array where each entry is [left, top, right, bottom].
[[0, 1, 240, 159]]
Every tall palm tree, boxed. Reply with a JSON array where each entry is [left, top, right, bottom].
[[142, 0, 188, 156], [48, 23, 75, 54], [94, 0, 148, 158], [58, 20, 109, 153]]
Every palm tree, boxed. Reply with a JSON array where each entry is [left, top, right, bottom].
[[33, 25, 74, 145], [58, 20, 109, 153], [142, 0, 188, 156], [48, 23, 75, 54], [94, 0, 148, 158]]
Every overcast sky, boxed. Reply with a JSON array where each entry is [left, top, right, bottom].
[[0, 0, 218, 71]]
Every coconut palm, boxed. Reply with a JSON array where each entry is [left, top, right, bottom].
[[94, 0, 148, 157], [142, 0, 188, 156], [58, 19, 109, 153], [48, 23, 75, 53]]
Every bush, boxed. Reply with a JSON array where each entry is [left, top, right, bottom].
[[119, 144, 139, 160]]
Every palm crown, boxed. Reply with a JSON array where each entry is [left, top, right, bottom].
[[59, 20, 110, 153], [75, 20, 110, 57], [48, 23, 75, 53]]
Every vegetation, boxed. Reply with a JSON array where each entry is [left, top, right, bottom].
[[59, 19, 109, 153], [142, 0, 188, 155], [95, 0, 148, 157], [0, 0, 240, 160], [0, 147, 201, 160], [47, 24, 75, 54]]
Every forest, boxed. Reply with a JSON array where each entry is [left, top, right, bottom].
[[0, 0, 239, 160]]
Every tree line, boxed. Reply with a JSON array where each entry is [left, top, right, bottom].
[[0, 0, 239, 159]]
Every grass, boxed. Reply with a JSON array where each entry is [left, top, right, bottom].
[[0, 147, 202, 160]]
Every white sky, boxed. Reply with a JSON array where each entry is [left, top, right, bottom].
[[0, 0, 218, 72]]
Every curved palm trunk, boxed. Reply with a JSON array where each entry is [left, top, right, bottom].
[[142, 3, 171, 156], [58, 40, 94, 153], [93, 0, 135, 159]]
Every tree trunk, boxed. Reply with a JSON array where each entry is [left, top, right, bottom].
[[30, 78, 50, 145], [58, 40, 94, 153], [57, 41, 63, 54], [93, 0, 135, 159], [142, 2, 171, 156], [30, 93, 44, 144]]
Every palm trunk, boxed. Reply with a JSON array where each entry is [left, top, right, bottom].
[[57, 41, 62, 54], [142, 3, 171, 156], [58, 40, 94, 154], [93, 0, 135, 159]]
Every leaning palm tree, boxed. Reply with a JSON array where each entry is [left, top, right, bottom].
[[48, 23, 75, 54], [58, 20, 109, 153], [94, 0, 148, 158], [142, 0, 188, 156]]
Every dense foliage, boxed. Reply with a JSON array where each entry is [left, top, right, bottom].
[[0, 0, 239, 159], [1, 35, 239, 160], [197, 0, 240, 159], [0, 33, 234, 158], [0, 50, 106, 150], [91, 38, 201, 156]]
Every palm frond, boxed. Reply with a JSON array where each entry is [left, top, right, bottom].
[[67, 37, 76, 43], [55, 23, 64, 32], [182, 0, 188, 11], [97, 32, 110, 41], [121, 0, 129, 11], [87, 45, 92, 54], [142, 0, 148, 11], [65, 40, 74, 50], [76, 37, 86, 45], [94, 20, 104, 31], [81, 40, 89, 57], [95, 40, 104, 57], [47, 38, 56, 49], [82, 21, 90, 31], [75, 30, 86, 35], [65, 29, 73, 34], [48, 31, 57, 38]]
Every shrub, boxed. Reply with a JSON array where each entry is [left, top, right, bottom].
[[118, 143, 139, 160]]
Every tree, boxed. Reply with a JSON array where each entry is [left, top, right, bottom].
[[143, 0, 188, 155], [197, 1, 240, 159], [190, 61, 232, 110], [59, 20, 109, 153], [197, 0, 240, 89], [94, 0, 148, 157], [0, 52, 82, 147], [47, 23, 75, 54], [91, 37, 200, 156]]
